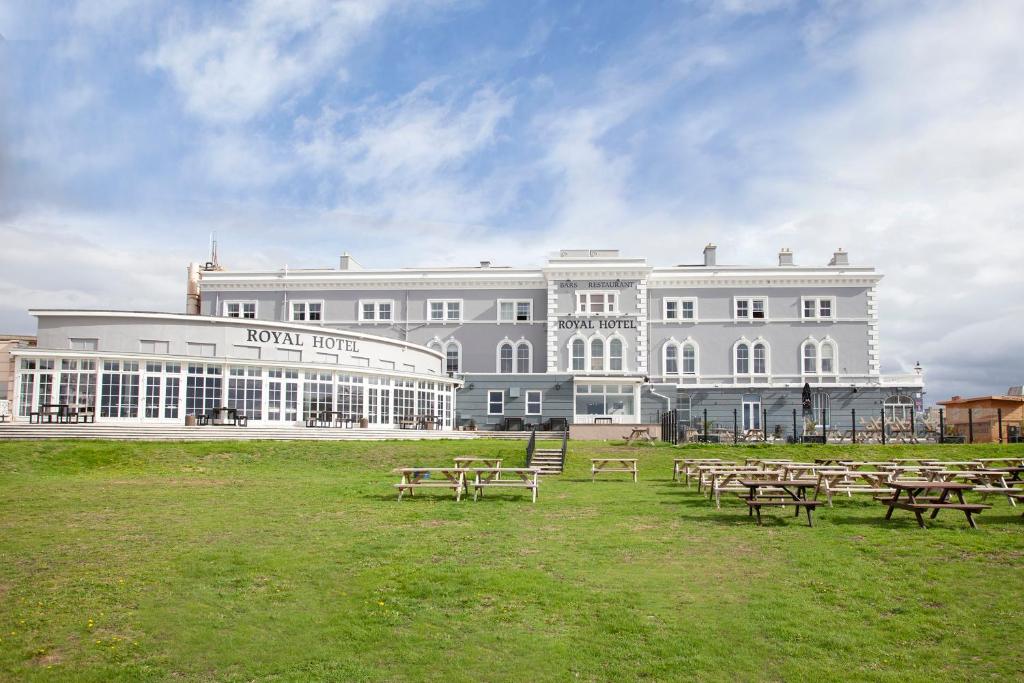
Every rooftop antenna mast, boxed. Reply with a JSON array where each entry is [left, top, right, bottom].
[[204, 232, 221, 271]]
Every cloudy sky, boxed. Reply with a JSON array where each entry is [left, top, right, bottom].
[[1, 0, 1022, 401]]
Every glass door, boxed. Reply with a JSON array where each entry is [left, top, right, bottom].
[[742, 394, 761, 431]]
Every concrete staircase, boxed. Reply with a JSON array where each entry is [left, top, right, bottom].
[[529, 448, 566, 475], [0, 423, 480, 442], [526, 429, 567, 475]]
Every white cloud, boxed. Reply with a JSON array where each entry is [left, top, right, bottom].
[[143, 0, 393, 123]]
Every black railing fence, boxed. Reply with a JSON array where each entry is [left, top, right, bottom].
[[656, 406, 1024, 445]]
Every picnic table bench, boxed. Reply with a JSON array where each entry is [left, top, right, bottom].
[[393, 468, 466, 501], [879, 481, 990, 528], [814, 470, 894, 505], [591, 458, 638, 483], [739, 479, 822, 527], [470, 467, 541, 502], [672, 458, 723, 484], [625, 427, 656, 445]]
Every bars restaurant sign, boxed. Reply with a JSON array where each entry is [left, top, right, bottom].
[[557, 279, 636, 289], [244, 328, 360, 352]]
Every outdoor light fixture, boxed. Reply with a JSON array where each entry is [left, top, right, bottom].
[[554, 383, 562, 390]]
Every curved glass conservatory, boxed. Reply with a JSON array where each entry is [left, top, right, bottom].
[[12, 311, 459, 427]]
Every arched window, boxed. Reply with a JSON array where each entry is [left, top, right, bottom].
[[820, 341, 835, 374], [735, 343, 749, 374], [590, 338, 605, 371], [753, 343, 767, 374], [445, 341, 461, 374], [682, 343, 696, 375], [802, 341, 817, 374], [884, 394, 914, 422], [665, 344, 679, 375], [609, 338, 623, 371], [515, 342, 531, 373], [498, 342, 513, 373], [571, 338, 585, 371]]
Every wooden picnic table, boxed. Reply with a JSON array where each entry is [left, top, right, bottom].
[[625, 427, 656, 445], [987, 466, 1024, 482], [739, 479, 822, 527], [470, 467, 541, 502], [591, 458, 638, 483], [393, 468, 466, 501], [672, 458, 723, 484], [880, 481, 990, 528], [453, 457, 502, 469]]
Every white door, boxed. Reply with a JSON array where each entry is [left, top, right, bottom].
[[742, 394, 761, 431]]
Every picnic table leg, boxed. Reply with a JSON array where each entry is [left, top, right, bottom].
[[633, 466, 638, 484], [914, 509, 926, 528], [930, 487, 952, 519], [754, 505, 762, 526], [806, 505, 813, 527], [885, 488, 901, 520]]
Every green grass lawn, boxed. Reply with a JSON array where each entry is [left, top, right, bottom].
[[1, 439, 1022, 682]]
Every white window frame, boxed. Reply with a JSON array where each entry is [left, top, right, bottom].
[[497, 299, 533, 322], [734, 337, 770, 377], [223, 300, 258, 319], [496, 339, 532, 374], [427, 299, 462, 322], [734, 296, 768, 321], [525, 390, 542, 416], [801, 296, 835, 321], [663, 297, 697, 321], [359, 299, 394, 322], [290, 300, 324, 322], [663, 341, 679, 376], [575, 291, 619, 316], [487, 389, 504, 416], [569, 336, 586, 372], [802, 337, 838, 376]]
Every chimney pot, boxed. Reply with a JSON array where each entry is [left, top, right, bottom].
[[703, 243, 717, 267]]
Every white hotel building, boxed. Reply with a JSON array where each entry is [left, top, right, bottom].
[[10, 245, 923, 432]]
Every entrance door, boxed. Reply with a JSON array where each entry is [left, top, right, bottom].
[[742, 394, 761, 431]]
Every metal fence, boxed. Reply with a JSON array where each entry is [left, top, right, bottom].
[[658, 407, 1024, 445]]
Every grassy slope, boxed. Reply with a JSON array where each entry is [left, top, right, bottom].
[[0, 439, 1022, 682]]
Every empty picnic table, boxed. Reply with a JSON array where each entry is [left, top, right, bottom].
[[672, 458, 723, 484], [625, 427, 656, 445], [470, 467, 541, 502], [453, 457, 503, 469], [880, 481, 990, 528], [393, 468, 466, 501], [591, 458, 638, 482], [740, 479, 822, 527]]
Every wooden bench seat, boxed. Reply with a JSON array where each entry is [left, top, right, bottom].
[[744, 498, 821, 527], [471, 468, 540, 502]]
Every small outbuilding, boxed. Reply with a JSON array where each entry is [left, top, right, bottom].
[[937, 389, 1024, 443]]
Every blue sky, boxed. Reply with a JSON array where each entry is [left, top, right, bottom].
[[2, 0, 1023, 402]]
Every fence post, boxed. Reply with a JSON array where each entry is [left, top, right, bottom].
[[998, 408, 1003, 444], [821, 407, 827, 445], [968, 408, 974, 444], [852, 408, 856, 444], [703, 408, 708, 443], [792, 408, 797, 444], [881, 407, 887, 445], [763, 408, 767, 442], [733, 408, 738, 445], [939, 408, 945, 444], [910, 406, 915, 439]]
